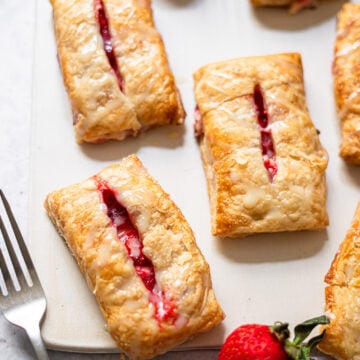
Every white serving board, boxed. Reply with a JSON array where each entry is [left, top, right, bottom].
[[29, 0, 360, 353]]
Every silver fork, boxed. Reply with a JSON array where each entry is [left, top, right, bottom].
[[0, 190, 49, 360]]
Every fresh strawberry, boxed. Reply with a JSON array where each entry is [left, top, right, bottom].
[[218, 323, 288, 360], [218, 315, 329, 360]]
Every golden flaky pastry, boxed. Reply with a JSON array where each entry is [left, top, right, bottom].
[[50, 0, 185, 144], [193, 53, 328, 238], [333, 3, 360, 165], [44, 154, 224, 360], [318, 203, 360, 359], [250, 0, 320, 14]]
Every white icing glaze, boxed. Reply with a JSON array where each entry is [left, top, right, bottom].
[[335, 40, 360, 57], [242, 188, 266, 209], [338, 89, 360, 121]]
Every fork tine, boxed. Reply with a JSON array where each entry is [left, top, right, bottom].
[[0, 191, 49, 360], [0, 189, 37, 287], [0, 190, 35, 271], [0, 211, 27, 290], [0, 221, 13, 296], [0, 193, 28, 290]]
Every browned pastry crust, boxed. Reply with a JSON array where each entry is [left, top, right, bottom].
[[333, 3, 360, 164], [193, 53, 329, 238], [50, 0, 185, 144], [44, 154, 224, 359], [251, 0, 319, 14], [318, 203, 360, 359]]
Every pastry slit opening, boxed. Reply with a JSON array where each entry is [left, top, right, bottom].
[[95, 177, 178, 324], [94, 0, 125, 92], [253, 84, 277, 182]]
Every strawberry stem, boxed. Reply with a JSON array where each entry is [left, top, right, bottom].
[[270, 315, 330, 360], [270, 321, 290, 342]]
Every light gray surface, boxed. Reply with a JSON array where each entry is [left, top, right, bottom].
[[0, 0, 218, 358]]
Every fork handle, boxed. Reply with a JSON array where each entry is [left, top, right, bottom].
[[25, 323, 49, 360]]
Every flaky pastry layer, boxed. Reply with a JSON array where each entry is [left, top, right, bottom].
[[194, 53, 328, 238], [318, 203, 360, 359], [44, 154, 224, 359], [333, 3, 360, 164], [50, 0, 185, 143]]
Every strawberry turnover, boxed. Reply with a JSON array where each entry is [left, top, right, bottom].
[[193, 53, 328, 238], [49, 0, 185, 143], [44, 154, 224, 359]]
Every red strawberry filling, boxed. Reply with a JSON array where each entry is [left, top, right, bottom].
[[95, 178, 177, 323], [94, 0, 125, 92], [254, 84, 277, 181], [194, 105, 204, 138]]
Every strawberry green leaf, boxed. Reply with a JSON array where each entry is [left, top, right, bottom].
[[306, 330, 327, 349], [293, 315, 330, 344], [283, 316, 330, 360]]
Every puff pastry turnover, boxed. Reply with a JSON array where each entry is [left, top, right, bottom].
[[333, 3, 360, 164], [50, 0, 185, 144], [251, 0, 320, 13], [318, 203, 360, 359], [44, 154, 224, 359], [194, 53, 329, 238]]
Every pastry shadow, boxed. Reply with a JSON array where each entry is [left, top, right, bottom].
[[341, 162, 360, 188], [251, 0, 347, 31], [215, 229, 329, 263], [79, 124, 186, 162], [160, 0, 203, 7], [179, 322, 226, 350]]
